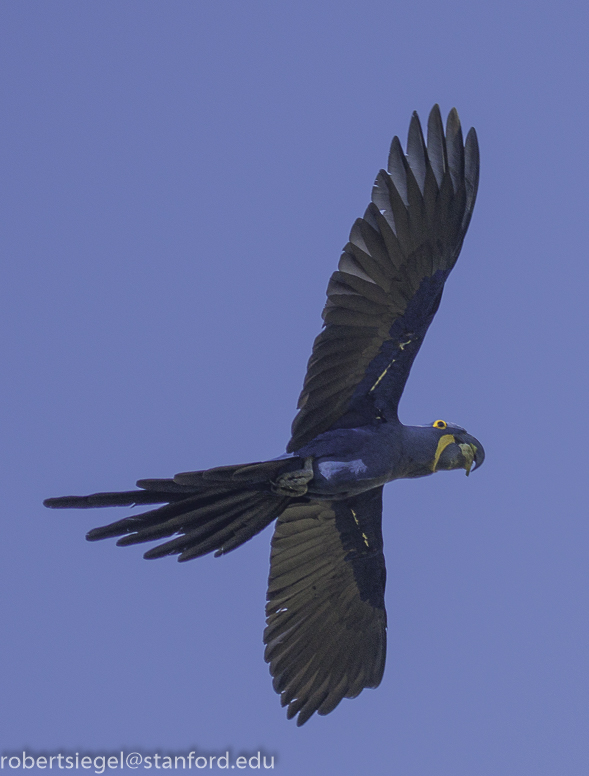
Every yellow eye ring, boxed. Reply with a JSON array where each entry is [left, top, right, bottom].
[[433, 419, 447, 430]]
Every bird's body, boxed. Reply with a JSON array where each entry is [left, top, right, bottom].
[[294, 420, 481, 498], [45, 105, 484, 725]]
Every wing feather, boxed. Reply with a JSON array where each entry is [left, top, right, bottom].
[[406, 112, 427, 192], [426, 103, 448, 185], [288, 106, 479, 452], [264, 488, 386, 725]]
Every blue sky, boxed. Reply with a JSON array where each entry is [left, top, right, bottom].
[[1, 1, 588, 774]]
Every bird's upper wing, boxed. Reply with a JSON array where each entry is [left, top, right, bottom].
[[287, 106, 479, 452], [264, 487, 386, 725]]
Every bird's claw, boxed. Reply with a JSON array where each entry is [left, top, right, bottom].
[[271, 457, 314, 496]]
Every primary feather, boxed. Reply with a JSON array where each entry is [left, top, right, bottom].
[[288, 105, 479, 451]]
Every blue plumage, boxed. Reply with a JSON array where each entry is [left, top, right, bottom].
[[45, 106, 484, 726]]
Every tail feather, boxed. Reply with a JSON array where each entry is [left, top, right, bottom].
[[43, 490, 186, 509], [112, 489, 262, 547], [182, 495, 291, 560], [85, 491, 227, 541], [174, 459, 292, 486], [144, 493, 291, 561], [45, 458, 303, 561], [135, 478, 199, 493], [117, 491, 265, 549]]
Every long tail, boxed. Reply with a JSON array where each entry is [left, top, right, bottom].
[[44, 459, 302, 561]]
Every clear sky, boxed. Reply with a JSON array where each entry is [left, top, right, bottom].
[[1, 1, 588, 774]]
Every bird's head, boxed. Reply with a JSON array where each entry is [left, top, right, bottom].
[[427, 419, 485, 475]]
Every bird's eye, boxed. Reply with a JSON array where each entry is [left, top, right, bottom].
[[433, 419, 447, 430]]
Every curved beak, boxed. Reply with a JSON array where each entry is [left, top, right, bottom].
[[434, 432, 485, 476], [458, 432, 485, 475]]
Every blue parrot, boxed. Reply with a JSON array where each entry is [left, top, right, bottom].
[[45, 105, 484, 725]]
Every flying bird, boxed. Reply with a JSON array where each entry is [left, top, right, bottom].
[[45, 105, 484, 725]]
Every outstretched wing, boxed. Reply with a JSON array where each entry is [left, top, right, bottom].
[[288, 105, 479, 452], [264, 487, 386, 725]]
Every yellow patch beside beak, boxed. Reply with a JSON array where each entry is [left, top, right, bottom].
[[431, 434, 456, 472]]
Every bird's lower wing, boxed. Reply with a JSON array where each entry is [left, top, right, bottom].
[[288, 105, 479, 452], [264, 487, 386, 725]]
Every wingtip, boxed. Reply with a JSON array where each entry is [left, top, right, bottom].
[[465, 125, 479, 153], [296, 711, 313, 727], [44, 495, 85, 509], [464, 126, 480, 197], [409, 109, 423, 128], [426, 104, 447, 184], [446, 107, 461, 136], [428, 103, 442, 123]]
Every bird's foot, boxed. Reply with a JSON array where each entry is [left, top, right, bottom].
[[271, 457, 314, 496]]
